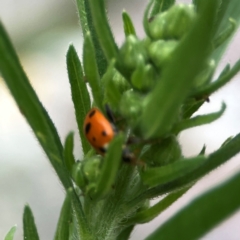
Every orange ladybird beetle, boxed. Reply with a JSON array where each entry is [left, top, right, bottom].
[[84, 107, 115, 155], [84, 107, 135, 163]]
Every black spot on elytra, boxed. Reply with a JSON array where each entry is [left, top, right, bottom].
[[89, 110, 96, 118], [85, 122, 91, 134], [98, 147, 106, 154], [92, 137, 96, 142], [102, 130, 107, 136]]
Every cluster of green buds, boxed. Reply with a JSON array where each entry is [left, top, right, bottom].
[[113, 4, 200, 135], [67, 0, 238, 198], [71, 156, 102, 195], [119, 4, 197, 88]]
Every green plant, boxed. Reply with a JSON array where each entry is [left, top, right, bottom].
[[1, 0, 240, 239]]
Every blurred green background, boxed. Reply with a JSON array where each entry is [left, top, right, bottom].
[[0, 0, 240, 239]]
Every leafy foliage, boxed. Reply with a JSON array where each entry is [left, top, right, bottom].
[[0, 21, 72, 190], [146, 171, 240, 240], [1, 0, 240, 239]]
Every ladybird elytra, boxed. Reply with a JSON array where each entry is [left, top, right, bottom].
[[84, 108, 115, 154]]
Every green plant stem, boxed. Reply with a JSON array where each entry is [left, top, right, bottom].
[[70, 188, 94, 240], [54, 192, 71, 240], [93, 165, 136, 240]]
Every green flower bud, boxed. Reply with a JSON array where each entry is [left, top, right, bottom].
[[83, 156, 102, 183], [71, 161, 86, 190], [141, 135, 182, 166], [148, 40, 178, 68], [120, 90, 143, 129], [148, 4, 196, 40], [71, 156, 102, 192], [141, 37, 152, 49], [131, 62, 156, 92], [101, 61, 130, 109], [119, 35, 148, 71], [112, 70, 131, 94], [120, 90, 143, 118]]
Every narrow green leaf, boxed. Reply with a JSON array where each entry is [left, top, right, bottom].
[[54, 192, 71, 240], [67, 44, 91, 155], [23, 205, 40, 240], [128, 133, 240, 204], [221, 136, 234, 147], [150, 0, 175, 17], [211, 0, 240, 63], [83, 33, 103, 109], [173, 102, 226, 134], [126, 186, 190, 226], [63, 132, 76, 173], [145, 171, 240, 240], [141, 0, 219, 138], [4, 226, 17, 240], [193, 0, 227, 35], [182, 98, 205, 119], [141, 156, 206, 188], [198, 144, 206, 155], [122, 10, 136, 37], [143, 0, 154, 38], [75, 0, 89, 37], [70, 188, 93, 240], [191, 59, 240, 99], [76, 0, 107, 77], [213, 18, 236, 49], [88, 0, 119, 62], [0, 21, 72, 190], [92, 134, 125, 200], [116, 225, 134, 240], [219, 63, 231, 78]]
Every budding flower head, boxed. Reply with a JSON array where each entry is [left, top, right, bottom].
[[148, 4, 196, 40]]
